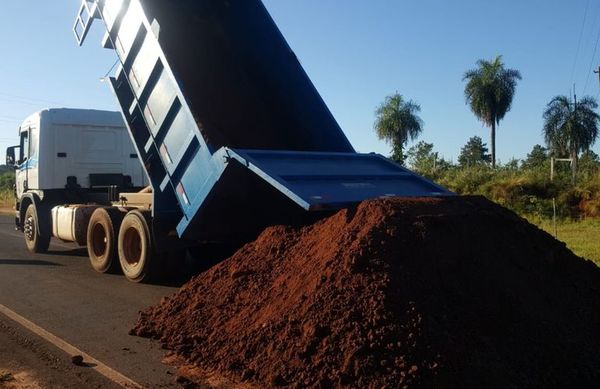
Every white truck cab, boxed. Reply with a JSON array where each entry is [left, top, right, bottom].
[[6, 108, 146, 253], [13, 108, 145, 197]]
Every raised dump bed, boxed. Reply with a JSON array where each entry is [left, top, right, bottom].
[[75, 0, 451, 241]]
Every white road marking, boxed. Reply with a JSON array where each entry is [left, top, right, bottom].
[[0, 303, 142, 388]]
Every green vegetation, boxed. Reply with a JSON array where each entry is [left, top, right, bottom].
[[0, 168, 15, 208], [458, 136, 491, 167], [411, 145, 600, 219], [374, 93, 424, 165], [543, 95, 600, 180], [463, 55, 522, 168]]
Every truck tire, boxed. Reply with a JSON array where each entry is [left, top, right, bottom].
[[24, 204, 51, 253], [87, 208, 123, 274], [118, 210, 159, 282]]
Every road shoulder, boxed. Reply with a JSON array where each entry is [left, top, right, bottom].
[[0, 314, 121, 389]]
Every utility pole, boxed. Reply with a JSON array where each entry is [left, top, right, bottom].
[[572, 85, 578, 184], [594, 66, 600, 84]]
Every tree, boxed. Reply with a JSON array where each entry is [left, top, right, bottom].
[[374, 93, 424, 165], [579, 149, 600, 175], [407, 141, 436, 173], [458, 136, 491, 167], [521, 144, 548, 170], [542, 95, 600, 180], [463, 55, 521, 168], [580, 149, 599, 164], [504, 158, 520, 171]]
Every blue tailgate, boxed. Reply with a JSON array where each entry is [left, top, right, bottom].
[[227, 149, 451, 210]]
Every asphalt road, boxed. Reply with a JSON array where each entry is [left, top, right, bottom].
[[0, 215, 181, 387]]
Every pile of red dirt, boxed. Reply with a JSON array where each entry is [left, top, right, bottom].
[[131, 196, 600, 388]]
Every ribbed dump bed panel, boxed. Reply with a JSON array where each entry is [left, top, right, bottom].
[[138, 0, 354, 152]]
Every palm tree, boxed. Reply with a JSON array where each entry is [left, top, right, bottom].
[[463, 55, 521, 168], [374, 93, 424, 164], [542, 95, 600, 181]]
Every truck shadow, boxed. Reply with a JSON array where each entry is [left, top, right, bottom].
[[149, 248, 233, 287], [45, 248, 88, 257], [151, 265, 211, 288], [0, 259, 64, 266], [22, 247, 234, 288]]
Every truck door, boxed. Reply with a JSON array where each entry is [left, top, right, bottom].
[[16, 128, 29, 198]]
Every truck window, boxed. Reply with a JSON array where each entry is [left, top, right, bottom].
[[29, 127, 38, 160], [20, 130, 29, 164]]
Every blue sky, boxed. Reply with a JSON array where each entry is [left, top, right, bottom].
[[1, 0, 599, 163]]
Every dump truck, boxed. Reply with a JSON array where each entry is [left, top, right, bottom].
[[9, 0, 450, 282]]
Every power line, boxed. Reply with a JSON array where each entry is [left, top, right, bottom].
[[0, 114, 22, 125], [570, 0, 591, 89], [0, 92, 66, 106], [0, 96, 49, 108], [0, 114, 22, 121], [583, 15, 600, 95]]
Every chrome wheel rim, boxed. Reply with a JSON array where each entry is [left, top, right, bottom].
[[24, 215, 35, 242]]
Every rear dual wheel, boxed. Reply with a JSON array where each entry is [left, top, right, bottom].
[[86, 208, 164, 283], [117, 210, 160, 283], [87, 208, 123, 273]]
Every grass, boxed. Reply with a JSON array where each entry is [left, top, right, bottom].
[[532, 217, 600, 267]]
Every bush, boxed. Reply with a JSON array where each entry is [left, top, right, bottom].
[[429, 161, 599, 220], [0, 171, 15, 208], [437, 165, 495, 195], [0, 171, 14, 191], [0, 188, 14, 208]]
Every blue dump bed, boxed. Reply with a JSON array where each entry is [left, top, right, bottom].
[[75, 0, 451, 241]]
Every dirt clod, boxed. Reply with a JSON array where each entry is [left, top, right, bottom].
[[176, 375, 199, 389], [0, 371, 15, 382], [70, 355, 84, 366], [132, 196, 600, 388]]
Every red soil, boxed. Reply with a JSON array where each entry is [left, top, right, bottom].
[[131, 196, 600, 388]]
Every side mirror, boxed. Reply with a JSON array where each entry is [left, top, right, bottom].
[[5, 146, 18, 168]]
